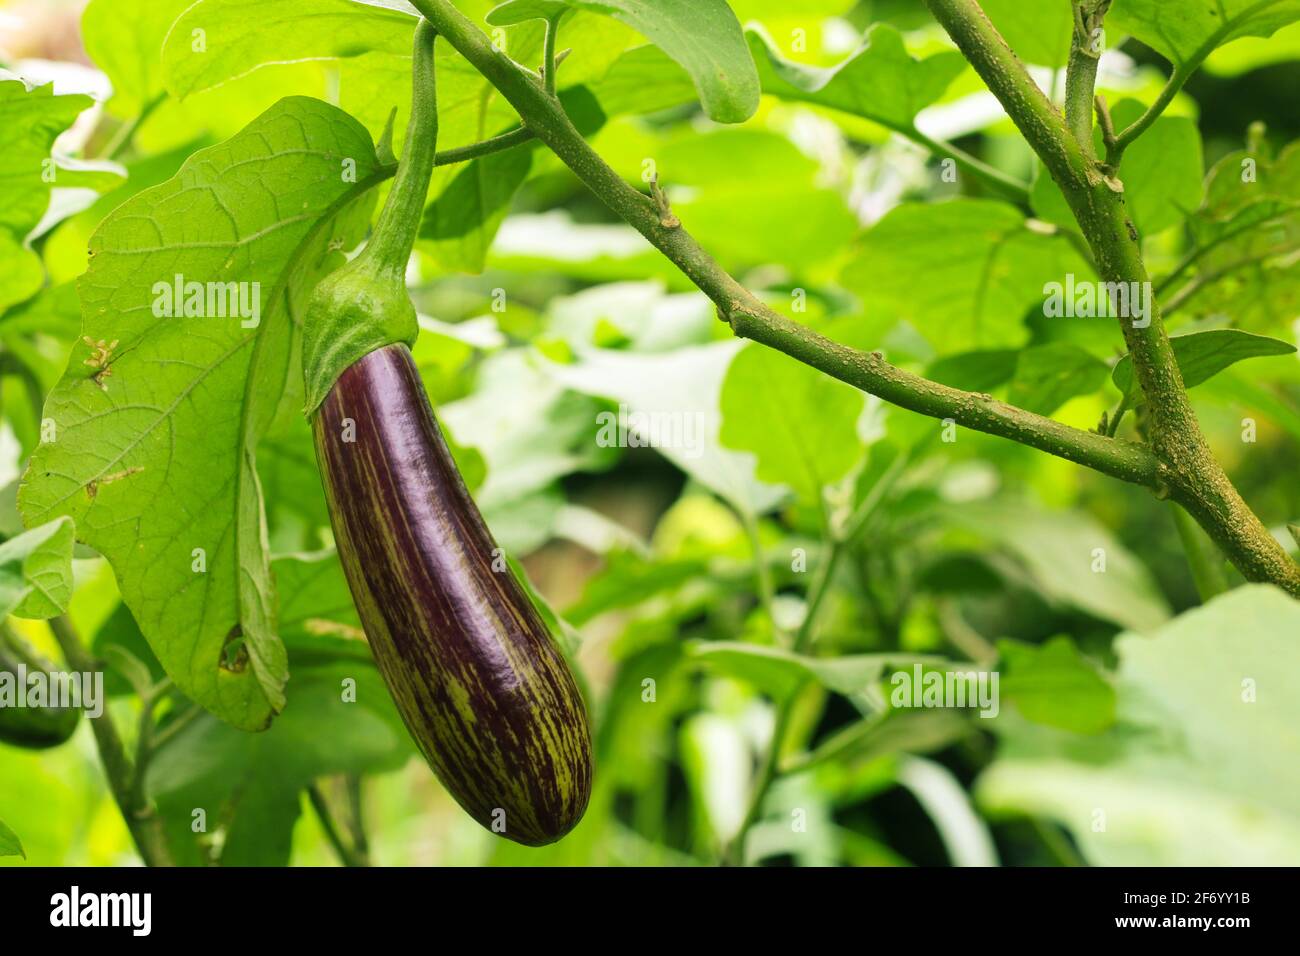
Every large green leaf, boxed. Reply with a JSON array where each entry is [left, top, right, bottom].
[[979, 585, 1300, 865], [0, 517, 75, 620], [0, 234, 42, 317], [1007, 342, 1109, 416], [1110, 0, 1300, 67], [160, 0, 414, 99], [487, 0, 760, 123], [998, 637, 1116, 735], [745, 22, 965, 130], [978, 0, 1075, 68], [82, 0, 193, 114], [147, 660, 413, 865], [945, 499, 1171, 632], [1111, 328, 1296, 402], [0, 81, 93, 237], [719, 343, 866, 507], [843, 199, 1090, 351], [544, 342, 786, 517], [18, 98, 383, 731], [0, 81, 93, 311]]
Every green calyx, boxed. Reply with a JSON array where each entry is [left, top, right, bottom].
[[302, 18, 439, 416]]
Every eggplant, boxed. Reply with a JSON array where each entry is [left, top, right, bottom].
[[0, 630, 81, 749], [312, 344, 592, 845]]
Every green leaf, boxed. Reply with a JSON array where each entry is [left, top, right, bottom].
[[998, 637, 1117, 735], [584, 45, 697, 118], [651, 129, 858, 274], [18, 97, 383, 731], [160, 0, 414, 99], [545, 342, 786, 517], [441, 348, 616, 517], [0, 517, 75, 620], [843, 200, 1090, 351], [488, 0, 760, 123], [1110, 0, 1300, 68], [745, 22, 965, 130], [925, 349, 1019, 393], [82, 0, 192, 114], [1008, 343, 1109, 416], [978, 0, 1075, 68], [979, 585, 1300, 865], [0, 818, 23, 859], [719, 343, 866, 506], [1032, 100, 1204, 235], [1111, 329, 1296, 402], [486, 0, 569, 21], [419, 147, 533, 273], [147, 660, 413, 866], [273, 550, 370, 663], [945, 499, 1171, 632], [0, 234, 42, 315], [688, 641, 943, 699], [0, 81, 93, 237]]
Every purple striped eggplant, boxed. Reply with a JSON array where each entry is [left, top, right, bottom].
[[301, 20, 591, 845], [312, 345, 592, 845]]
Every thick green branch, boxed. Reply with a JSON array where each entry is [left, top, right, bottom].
[[410, 0, 1158, 490], [925, 0, 1300, 595]]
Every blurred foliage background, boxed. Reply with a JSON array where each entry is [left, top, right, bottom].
[[1, 0, 1299, 866]]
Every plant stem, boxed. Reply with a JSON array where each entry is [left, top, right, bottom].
[[308, 782, 372, 867], [362, 19, 439, 284], [410, 0, 1158, 488], [724, 691, 800, 865], [1161, 243, 1300, 318], [1064, 2, 1108, 156], [739, 508, 780, 638], [434, 125, 534, 165], [542, 15, 561, 95], [1107, 0, 1293, 163], [48, 616, 174, 867], [1155, 209, 1298, 295], [99, 93, 165, 161], [924, 0, 1300, 595], [418, 0, 1300, 595], [904, 126, 1031, 201]]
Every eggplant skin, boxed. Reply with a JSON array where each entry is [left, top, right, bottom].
[[313, 344, 592, 845], [0, 643, 81, 750]]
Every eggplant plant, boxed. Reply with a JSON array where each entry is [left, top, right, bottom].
[[1, 0, 1299, 869]]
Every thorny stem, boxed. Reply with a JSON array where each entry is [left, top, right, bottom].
[[924, 0, 1300, 595], [410, 0, 1159, 488], [413, 0, 1300, 594], [48, 616, 174, 866]]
